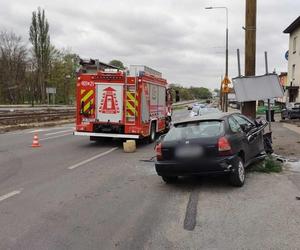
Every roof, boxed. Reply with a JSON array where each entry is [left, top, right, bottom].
[[283, 16, 300, 34], [174, 112, 228, 125]]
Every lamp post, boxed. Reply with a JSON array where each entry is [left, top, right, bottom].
[[205, 6, 229, 112], [65, 74, 71, 105]]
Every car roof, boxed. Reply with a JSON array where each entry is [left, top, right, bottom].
[[174, 112, 229, 125]]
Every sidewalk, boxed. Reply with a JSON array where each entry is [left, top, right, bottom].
[[272, 120, 300, 159]]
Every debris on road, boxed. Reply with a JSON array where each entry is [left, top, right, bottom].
[[139, 156, 156, 162]]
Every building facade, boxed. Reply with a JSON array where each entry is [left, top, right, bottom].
[[284, 16, 300, 103]]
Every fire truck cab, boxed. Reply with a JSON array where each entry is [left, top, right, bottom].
[[74, 60, 172, 142]]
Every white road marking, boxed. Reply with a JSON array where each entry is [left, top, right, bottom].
[[39, 133, 73, 141], [45, 129, 74, 136], [0, 190, 22, 203], [26, 129, 45, 134], [0, 131, 23, 136], [1, 126, 75, 136], [68, 147, 118, 170]]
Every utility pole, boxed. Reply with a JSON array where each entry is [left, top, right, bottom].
[[242, 0, 257, 118]]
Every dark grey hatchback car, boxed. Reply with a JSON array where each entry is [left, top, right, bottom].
[[155, 113, 268, 187]]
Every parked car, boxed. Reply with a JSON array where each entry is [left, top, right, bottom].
[[187, 102, 205, 111], [189, 106, 220, 118], [155, 113, 268, 187], [281, 102, 300, 120], [187, 103, 194, 110]]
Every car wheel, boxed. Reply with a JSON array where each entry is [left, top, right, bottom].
[[149, 122, 156, 143], [162, 176, 178, 183], [229, 157, 245, 187]]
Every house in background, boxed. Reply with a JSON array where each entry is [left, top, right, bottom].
[[279, 72, 288, 87], [284, 16, 300, 102], [277, 72, 288, 103]]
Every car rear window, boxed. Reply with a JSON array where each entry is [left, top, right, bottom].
[[164, 121, 224, 141], [200, 107, 220, 115], [192, 106, 200, 113]]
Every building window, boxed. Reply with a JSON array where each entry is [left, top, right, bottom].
[[293, 36, 297, 54], [292, 64, 296, 82]]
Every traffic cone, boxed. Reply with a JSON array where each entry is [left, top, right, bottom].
[[31, 133, 41, 147]]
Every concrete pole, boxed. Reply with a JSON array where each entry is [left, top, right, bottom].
[[241, 0, 257, 119], [237, 49, 241, 77], [225, 8, 229, 112], [265, 51, 272, 132], [220, 76, 223, 110]]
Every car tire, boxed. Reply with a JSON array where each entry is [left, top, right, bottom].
[[229, 157, 245, 187], [149, 122, 156, 143], [162, 176, 178, 183]]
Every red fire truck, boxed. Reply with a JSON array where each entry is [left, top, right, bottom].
[[74, 59, 172, 142]]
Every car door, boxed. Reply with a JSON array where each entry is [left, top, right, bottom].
[[227, 116, 252, 163], [232, 114, 263, 158]]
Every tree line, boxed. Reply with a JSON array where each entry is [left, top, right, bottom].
[[0, 7, 213, 105], [169, 84, 212, 101], [0, 7, 78, 105]]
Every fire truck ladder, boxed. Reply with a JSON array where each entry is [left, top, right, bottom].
[[125, 73, 138, 125]]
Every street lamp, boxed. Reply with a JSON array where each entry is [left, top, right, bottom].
[[205, 6, 229, 112], [65, 75, 71, 104]]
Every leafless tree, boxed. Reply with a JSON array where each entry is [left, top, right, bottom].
[[0, 31, 27, 104]]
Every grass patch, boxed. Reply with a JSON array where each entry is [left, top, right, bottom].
[[250, 156, 283, 173], [172, 105, 187, 110]]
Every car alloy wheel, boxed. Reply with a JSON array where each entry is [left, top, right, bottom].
[[229, 157, 245, 187], [238, 161, 245, 183]]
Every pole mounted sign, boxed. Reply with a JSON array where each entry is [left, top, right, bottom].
[[285, 50, 289, 61], [46, 87, 56, 94], [232, 74, 284, 102], [222, 76, 231, 93]]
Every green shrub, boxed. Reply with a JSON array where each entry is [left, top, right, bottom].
[[250, 156, 283, 173]]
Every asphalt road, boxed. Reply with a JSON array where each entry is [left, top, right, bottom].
[[0, 109, 299, 250]]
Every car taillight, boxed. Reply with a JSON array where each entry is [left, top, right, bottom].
[[218, 137, 232, 155], [155, 143, 163, 160]]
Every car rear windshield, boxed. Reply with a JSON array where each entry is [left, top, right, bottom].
[[164, 121, 224, 141]]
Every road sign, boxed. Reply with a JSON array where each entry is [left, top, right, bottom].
[[223, 85, 230, 93], [46, 87, 56, 94], [222, 76, 231, 93]]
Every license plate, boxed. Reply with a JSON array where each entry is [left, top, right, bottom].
[[175, 146, 203, 158]]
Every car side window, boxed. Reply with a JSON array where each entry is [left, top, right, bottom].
[[232, 114, 253, 127], [228, 117, 242, 133]]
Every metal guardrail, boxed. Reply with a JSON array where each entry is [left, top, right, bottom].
[[0, 109, 75, 125], [172, 100, 197, 107]]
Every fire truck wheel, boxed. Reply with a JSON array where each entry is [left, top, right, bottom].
[[149, 122, 156, 143], [90, 136, 98, 141]]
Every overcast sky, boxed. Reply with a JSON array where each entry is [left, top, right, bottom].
[[0, 0, 298, 89]]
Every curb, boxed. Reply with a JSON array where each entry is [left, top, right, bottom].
[[0, 119, 75, 133]]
